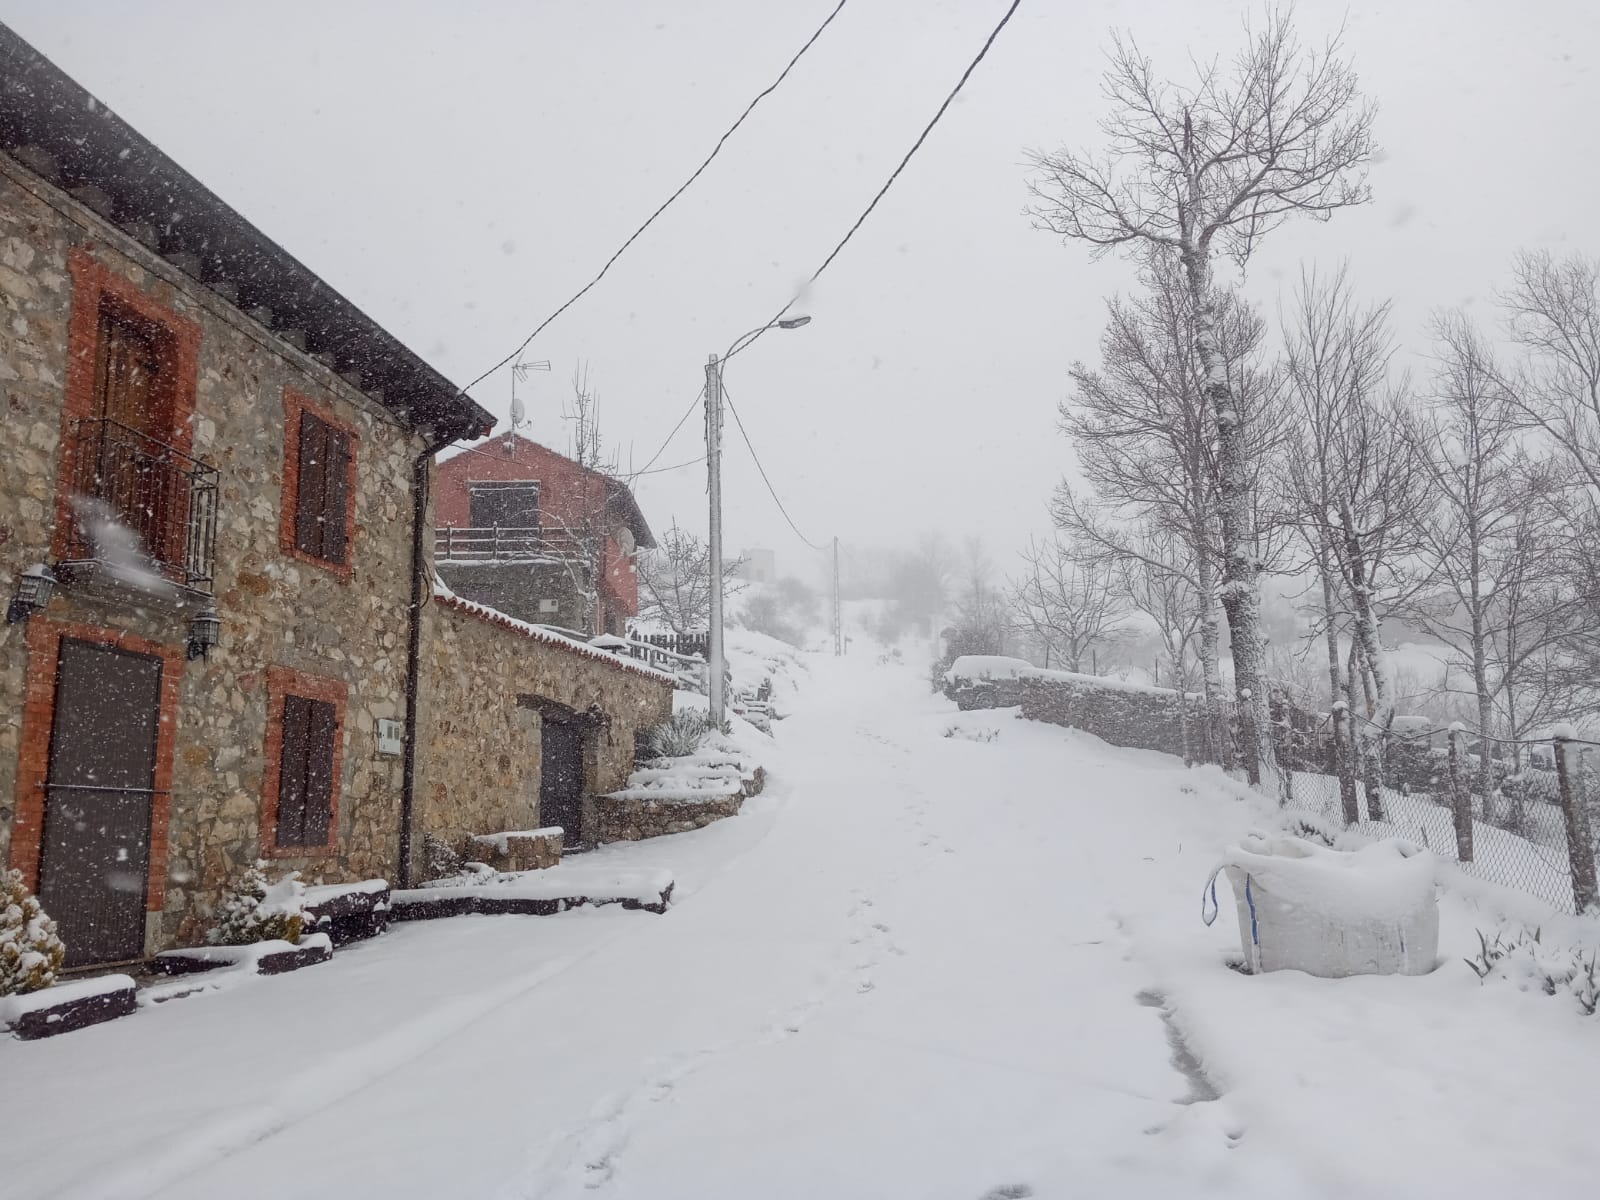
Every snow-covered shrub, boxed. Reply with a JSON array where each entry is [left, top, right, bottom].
[[0, 868, 65, 996], [943, 725, 999, 743], [1465, 925, 1599, 1016], [1281, 810, 1338, 847], [422, 833, 463, 883], [209, 860, 305, 946], [641, 709, 726, 759]]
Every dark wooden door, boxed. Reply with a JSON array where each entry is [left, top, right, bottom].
[[37, 639, 162, 967], [539, 717, 585, 848]]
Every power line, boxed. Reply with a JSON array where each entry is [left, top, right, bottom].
[[631, 454, 706, 478], [721, 382, 824, 552], [463, 0, 851, 395], [728, 0, 1022, 366], [629, 385, 705, 479]]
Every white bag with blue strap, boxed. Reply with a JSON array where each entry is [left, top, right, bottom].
[[1201, 833, 1439, 977]]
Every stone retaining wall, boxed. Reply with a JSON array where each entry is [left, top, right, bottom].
[[1018, 672, 1192, 758], [590, 791, 745, 842]]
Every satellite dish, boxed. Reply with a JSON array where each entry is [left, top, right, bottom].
[[510, 395, 526, 427]]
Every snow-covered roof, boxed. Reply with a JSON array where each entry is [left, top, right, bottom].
[[0, 28, 494, 443], [431, 581, 676, 684]]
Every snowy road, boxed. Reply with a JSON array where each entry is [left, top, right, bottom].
[[4, 652, 1596, 1198]]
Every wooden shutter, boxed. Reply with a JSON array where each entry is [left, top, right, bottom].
[[276, 695, 312, 846], [95, 308, 162, 434], [302, 699, 337, 845], [295, 413, 330, 558], [320, 426, 351, 565]]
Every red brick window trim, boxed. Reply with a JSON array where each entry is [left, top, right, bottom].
[[9, 618, 185, 911], [260, 666, 347, 858], [279, 389, 360, 580], [54, 248, 203, 563]]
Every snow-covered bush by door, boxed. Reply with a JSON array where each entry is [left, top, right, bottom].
[[0, 868, 66, 996], [208, 861, 306, 946], [640, 708, 726, 759]]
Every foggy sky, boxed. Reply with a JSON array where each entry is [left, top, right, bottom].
[[3, 1, 1595, 583]]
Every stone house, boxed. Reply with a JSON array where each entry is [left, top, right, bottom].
[[416, 588, 672, 856], [433, 435, 655, 637], [0, 25, 673, 969]]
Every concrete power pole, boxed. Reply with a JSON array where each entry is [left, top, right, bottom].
[[832, 536, 843, 656], [705, 354, 726, 725]]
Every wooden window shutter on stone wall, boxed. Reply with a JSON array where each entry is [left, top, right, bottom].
[[321, 425, 351, 564], [275, 694, 337, 848], [277, 695, 313, 846], [294, 412, 351, 564], [294, 414, 327, 557], [303, 698, 337, 845]]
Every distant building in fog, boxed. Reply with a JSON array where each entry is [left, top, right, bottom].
[[740, 548, 776, 584]]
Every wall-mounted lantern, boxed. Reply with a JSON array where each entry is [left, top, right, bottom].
[[186, 605, 220, 660], [6, 563, 56, 624]]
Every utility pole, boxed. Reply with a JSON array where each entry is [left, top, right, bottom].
[[705, 354, 726, 725], [832, 536, 843, 656]]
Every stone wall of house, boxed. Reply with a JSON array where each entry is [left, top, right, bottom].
[[414, 595, 674, 872], [434, 559, 589, 633], [0, 154, 425, 950]]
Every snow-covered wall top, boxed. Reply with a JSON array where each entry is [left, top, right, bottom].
[[431, 580, 676, 684], [944, 655, 1036, 683]]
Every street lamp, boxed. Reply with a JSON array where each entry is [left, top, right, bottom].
[[704, 315, 812, 726], [6, 563, 56, 624]]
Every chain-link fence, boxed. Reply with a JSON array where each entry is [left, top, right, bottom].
[[1021, 676, 1599, 914], [1275, 713, 1600, 914]]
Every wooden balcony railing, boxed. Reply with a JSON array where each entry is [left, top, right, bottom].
[[434, 525, 587, 563]]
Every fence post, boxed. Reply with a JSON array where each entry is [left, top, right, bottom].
[[1554, 735, 1599, 912], [1447, 724, 1473, 863]]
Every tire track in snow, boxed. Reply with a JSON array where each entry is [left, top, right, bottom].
[[46, 946, 628, 1200]]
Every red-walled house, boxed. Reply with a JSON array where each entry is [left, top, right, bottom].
[[433, 436, 655, 636]]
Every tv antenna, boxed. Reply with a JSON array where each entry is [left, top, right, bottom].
[[506, 357, 551, 449]]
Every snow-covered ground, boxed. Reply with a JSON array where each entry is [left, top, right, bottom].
[[2, 652, 1596, 1198]]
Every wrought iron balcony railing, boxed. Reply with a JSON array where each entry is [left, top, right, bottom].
[[62, 417, 220, 593]]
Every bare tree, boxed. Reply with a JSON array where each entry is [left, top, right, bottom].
[[636, 522, 746, 635], [879, 533, 954, 642], [538, 365, 625, 634], [1498, 250, 1600, 713], [1402, 312, 1576, 810], [1028, 10, 1377, 788], [943, 538, 1008, 664], [1007, 536, 1127, 672], [1281, 266, 1426, 818], [1113, 526, 1205, 692], [1054, 261, 1279, 753]]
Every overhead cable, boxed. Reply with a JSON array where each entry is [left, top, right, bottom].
[[463, 0, 852, 394]]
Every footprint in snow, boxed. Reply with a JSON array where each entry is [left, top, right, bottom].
[[979, 1186, 1034, 1199]]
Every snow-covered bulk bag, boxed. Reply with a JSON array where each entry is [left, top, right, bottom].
[[1203, 834, 1438, 977]]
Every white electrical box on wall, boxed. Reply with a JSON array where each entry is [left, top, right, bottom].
[[539, 599, 560, 614], [376, 718, 404, 757]]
